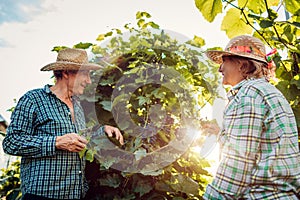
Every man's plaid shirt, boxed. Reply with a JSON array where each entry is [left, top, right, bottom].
[[204, 78, 300, 199], [2, 85, 104, 199]]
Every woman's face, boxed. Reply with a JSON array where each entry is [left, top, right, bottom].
[[218, 56, 245, 86]]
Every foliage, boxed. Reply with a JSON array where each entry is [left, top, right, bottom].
[[0, 159, 21, 200], [84, 150, 212, 200], [72, 11, 220, 199], [195, 0, 300, 139]]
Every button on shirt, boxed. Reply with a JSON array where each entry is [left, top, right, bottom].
[[2, 85, 104, 199], [204, 78, 300, 199]]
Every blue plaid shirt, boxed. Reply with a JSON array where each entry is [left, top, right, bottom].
[[3, 85, 104, 199]]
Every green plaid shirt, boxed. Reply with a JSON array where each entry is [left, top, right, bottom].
[[204, 78, 300, 199], [3, 85, 104, 199]]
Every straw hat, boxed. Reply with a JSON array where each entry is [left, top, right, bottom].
[[206, 35, 268, 65], [40, 48, 102, 71]]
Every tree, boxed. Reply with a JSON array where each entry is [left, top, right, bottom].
[[195, 0, 300, 140], [62, 11, 220, 199]]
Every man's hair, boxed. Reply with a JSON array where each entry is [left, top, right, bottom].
[[53, 70, 78, 80], [53, 70, 63, 80], [223, 56, 273, 81]]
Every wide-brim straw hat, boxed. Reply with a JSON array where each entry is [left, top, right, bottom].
[[40, 48, 102, 71], [205, 35, 268, 65]]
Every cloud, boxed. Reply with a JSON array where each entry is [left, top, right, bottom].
[[0, 0, 54, 47], [0, 0, 45, 24], [0, 38, 13, 47]]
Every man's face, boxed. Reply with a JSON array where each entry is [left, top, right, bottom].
[[68, 70, 92, 95]]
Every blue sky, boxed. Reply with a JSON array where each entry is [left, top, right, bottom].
[[0, 0, 227, 121], [0, 0, 43, 24], [0, 0, 48, 47]]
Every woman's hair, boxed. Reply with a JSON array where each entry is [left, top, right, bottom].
[[223, 56, 274, 81]]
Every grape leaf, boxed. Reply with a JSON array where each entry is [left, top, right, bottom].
[[221, 8, 253, 38], [194, 0, 222, 22], [284, 0, 300, 15]]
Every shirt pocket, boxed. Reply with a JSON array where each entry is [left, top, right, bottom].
[[34, 109, 75, 136]]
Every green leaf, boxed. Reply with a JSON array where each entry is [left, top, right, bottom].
[[291, 75, 300, 89], [276, 80, 299, 101], [268, 0, 280, 7], [78, 148, 87, 158], [132, 176, 153, 197], [267, 8, 279, 20], [239, 0, 279, 14], [260, 19, 274, 28], [206, 46, 223, 51], [51, 46, 68, 52], [284, 0, 300, 15], [99, 100, 112, 111], [85, 149, 95, 162], [113, 28, 122, 34], [170, 174, 199, 194], [100, 173, 121, 188], [136, 11, 152, 19], [283, 25, 294, 42], [239, 0, 266, 14], [137, 96, 150, 106], [194, 0, 222, 22], [186, 35, 206, 48], [221, 8, 253, 38], [137, 19, 146, 28], [105, 31, 113, 37], [101, 156, 117, 169], [290, 21, 300, 28], [73, 42, 93, 49], [96, 34, 105, 41], [134, 148, 147, 160], [148, 21, 160, 29]]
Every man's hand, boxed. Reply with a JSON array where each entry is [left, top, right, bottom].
[[55, 133, 88, 152], [104, 125, 124, 145]]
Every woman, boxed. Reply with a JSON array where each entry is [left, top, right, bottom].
[[203, 35, 300, 199]]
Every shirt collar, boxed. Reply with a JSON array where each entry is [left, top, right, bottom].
[[227, 78, 267, 100], [43, 84, 80, 102], [227, 79, 249, 101], [44, 84, 52, 94]]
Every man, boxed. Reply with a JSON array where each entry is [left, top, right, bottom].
[[2, 48, 124, 199], [203, 35, 300, 199]]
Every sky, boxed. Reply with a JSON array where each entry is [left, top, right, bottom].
[[0, 0, 228, 122]]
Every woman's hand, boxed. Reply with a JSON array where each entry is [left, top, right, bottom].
[[201, 120, 220, 135]]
